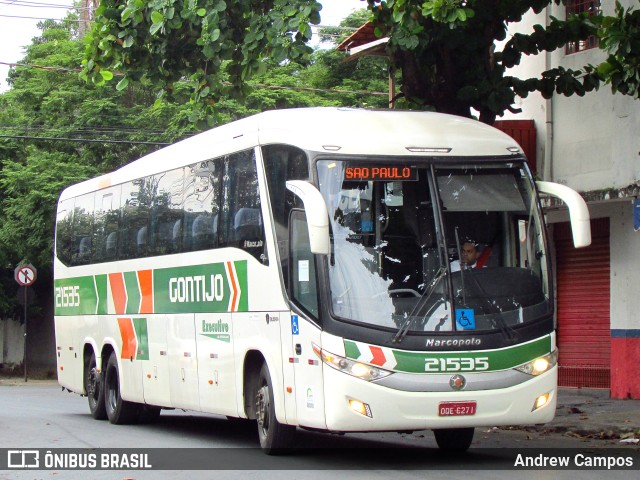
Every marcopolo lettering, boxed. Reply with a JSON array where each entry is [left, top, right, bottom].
[[425, 338, 482, 348], [169, 274, 224, 303]]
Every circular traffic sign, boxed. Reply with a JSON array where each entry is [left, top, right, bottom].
[[14, 264, 37, 287]]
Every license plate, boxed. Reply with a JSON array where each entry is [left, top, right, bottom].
[[438, 401, 477, 416]]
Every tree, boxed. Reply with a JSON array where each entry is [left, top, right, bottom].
[[366, 0, 640, 123], [84, 1, 640, 124], [0, 16, 197, 317]]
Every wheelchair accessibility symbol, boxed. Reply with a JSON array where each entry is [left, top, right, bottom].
[[291, 315, 299, 335], [455, 309, 476, 330]]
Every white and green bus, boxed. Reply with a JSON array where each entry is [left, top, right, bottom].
[[54, 107, 590, 452]]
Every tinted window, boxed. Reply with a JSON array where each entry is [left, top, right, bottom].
[[71, 193, 95, 266], [262, 145, 309, 286], [55, 148, 267, 265]]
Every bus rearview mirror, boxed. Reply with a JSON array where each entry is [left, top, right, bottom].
[[286, 180, 330, 255], [536, 181, 591, 248]]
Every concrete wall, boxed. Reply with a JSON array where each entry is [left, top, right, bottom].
[[498, 1, 640, 192], [1, 318, 25, 367]]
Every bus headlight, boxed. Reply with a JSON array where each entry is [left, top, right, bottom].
[[312, 343, 392, 382], [515, 350, 558, 376]]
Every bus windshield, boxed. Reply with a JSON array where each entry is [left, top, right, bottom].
[[316, 160, 551, 334]]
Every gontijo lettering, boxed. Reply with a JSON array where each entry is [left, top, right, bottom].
[[169, 274, 224, 303]]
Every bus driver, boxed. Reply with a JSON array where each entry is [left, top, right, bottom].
[[450, 240, 483, 272]]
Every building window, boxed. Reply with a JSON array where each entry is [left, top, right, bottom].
[[566, 0, 601, 54]]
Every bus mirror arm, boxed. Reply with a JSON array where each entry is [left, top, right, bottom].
[[286, 180, 331, 255], [536, 181, 591, 248]]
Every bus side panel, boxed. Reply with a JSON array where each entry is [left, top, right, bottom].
[[54, 315, 82, 393], [167, 314, 200, 411], [141, 315, 170, 408], [279, 311, 297, 424], [107, 316, 144, 404], [233, 311, 286, 422], [197, 312, 237, 416], [290, 315, 326, 429]]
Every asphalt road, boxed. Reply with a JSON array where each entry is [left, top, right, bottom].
[[0, 383, 635, 480]]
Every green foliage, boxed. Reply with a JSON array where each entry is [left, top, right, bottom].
[[363, 0, 640, 123], [0, 17, 197, 316], [594, 1, 640, 98], [0, 150, 98, 268], [83, 0, 323, 119]]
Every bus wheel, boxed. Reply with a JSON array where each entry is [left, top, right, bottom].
[[85, 352, 107, 420], [104, 352, 140, 425], [255, 363, 295, 453], [433, 427, 475, 451]]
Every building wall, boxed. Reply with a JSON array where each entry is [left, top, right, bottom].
[[608, 202, 640, 398], [501, 1, 640, 398]]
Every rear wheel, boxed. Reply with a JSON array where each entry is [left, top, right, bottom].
[[255, 363, 295, 453], [85, 352, 106, 420], [104, 352, 140, 424], [433, 427, 475, 451]]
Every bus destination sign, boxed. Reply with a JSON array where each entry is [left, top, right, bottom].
[[345, 165, 417, 181]]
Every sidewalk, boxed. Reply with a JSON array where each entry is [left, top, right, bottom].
[[518, 387, 640, 441]]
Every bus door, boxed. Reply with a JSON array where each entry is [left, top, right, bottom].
[[196, 312, 237, 416], [167, 313, 200, 410], [287, 210, 326, 429]]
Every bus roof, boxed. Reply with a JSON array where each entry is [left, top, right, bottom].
[[59, 108, 522, 200]]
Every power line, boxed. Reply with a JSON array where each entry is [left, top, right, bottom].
[[0, 13, 79, 21], [0, 134, 171, 145], [0, 0, 81, 9]]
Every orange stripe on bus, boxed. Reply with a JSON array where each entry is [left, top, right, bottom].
[[226, 261, 238, 312], [137, 269, 153, 314], [117, 318, 137, 360], [109, 273, 127, 315]]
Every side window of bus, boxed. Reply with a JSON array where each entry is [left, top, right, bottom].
[[120, 178, 153, 259], [94, 186, 121, 263], [150, 169, 185, 255], [262, 145, 309, 284], [70, 192, 95, 266], [183, 160, 221, 252], [55, 198, 75, 266], [289, 209, 319, 317], [220, 150, 266, 263]]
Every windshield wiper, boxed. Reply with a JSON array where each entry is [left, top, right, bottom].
[[392, 267, 447, 344]]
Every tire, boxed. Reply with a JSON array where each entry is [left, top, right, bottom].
[[85, 352, 107, 420], [104, 352, 140, 425], [433, 427, 475, 451], [255, 363, 295, 453]]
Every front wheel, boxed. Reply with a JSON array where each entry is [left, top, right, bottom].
[[433, 427, 475, 451], [85, 352, 106, 420], [255, 363, 295, 453], [104, 352, 140, 425]]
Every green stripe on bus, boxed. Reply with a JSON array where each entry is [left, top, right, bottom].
[[234, 260, 248, 312], [54, 276, 97, 316], [344, 341, 361, 360], [55, 260, 249, 316], [344, 336, 552, 373], [132, 318, 149, 360], [124, 271, 141, 314], [95, 275, 108, 315]]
